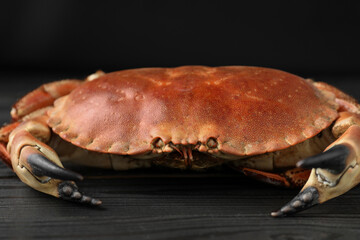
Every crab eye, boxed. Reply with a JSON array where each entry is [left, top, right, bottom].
[[152, 138, 164, 149], [206, 138, 218, 149]]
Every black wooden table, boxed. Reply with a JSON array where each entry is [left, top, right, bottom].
[[1, 71, 360, 240]]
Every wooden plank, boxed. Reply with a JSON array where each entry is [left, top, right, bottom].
[[1, 174, 360, 239]]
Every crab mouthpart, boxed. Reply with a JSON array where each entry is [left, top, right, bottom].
[[169, 144, 195, 168], [151, 143, 225, 170]]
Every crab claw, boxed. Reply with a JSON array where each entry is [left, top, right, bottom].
[[7, 117, 103, 206], [272, 125, 360, 217], [21, 149, 101, 206], [271, 187, 319, 217], [28, 154, 83, 181], [296, 144, 349, 174], [58, 181, 102, 206]]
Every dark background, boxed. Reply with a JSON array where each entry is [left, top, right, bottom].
[[1, 1, 360, 76], [1, 1, 360, 240]]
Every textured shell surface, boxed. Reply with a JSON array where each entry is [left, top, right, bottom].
[[47, 66, 339, 156]]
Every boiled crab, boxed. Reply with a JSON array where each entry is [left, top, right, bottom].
[[1, 66, 359, 217]]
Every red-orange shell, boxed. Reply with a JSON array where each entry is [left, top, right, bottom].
[[47, 66, 339, 156]]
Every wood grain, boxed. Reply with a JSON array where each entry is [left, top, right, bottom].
[[1, 72, 360, 240]]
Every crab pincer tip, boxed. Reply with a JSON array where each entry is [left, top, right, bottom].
[[28, 154, 84, 181], [59, 182, 102, 206], [271, 187, 320, 217], [296, 144, 349, 174], [91, 198, 102, 206], [271, 210, 284, 217]]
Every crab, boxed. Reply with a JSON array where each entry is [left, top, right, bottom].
[[1, 66, 360, 217]]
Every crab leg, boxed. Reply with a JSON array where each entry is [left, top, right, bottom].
[[234, 167, 310, 188], [7, 116, 101, 205], [11, 79, 82, 121], [272, 115, 360, 217], [1, 80, 81, 168]]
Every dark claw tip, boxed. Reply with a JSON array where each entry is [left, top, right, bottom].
[[71, 191, 82, 199], [58, 182, 102, 206], [296, 144, 349, 174], [271, 187, 319, 217], [271, 210, 284, 217], [81, 195, 91, 203], [61, 185, 73, 196], [28, 154, 84, 181], [91, 198, 102, 206]]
